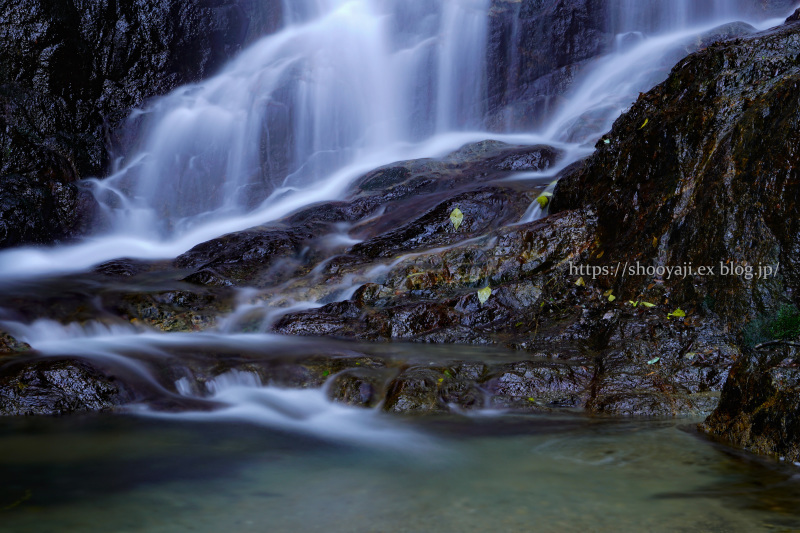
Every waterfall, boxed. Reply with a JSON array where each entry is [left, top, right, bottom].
[[0, 0, 795, 280], [1, 0, 798, 445], [96, 0, 490, 239]]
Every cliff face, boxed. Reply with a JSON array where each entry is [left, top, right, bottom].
[[0, 0, 282, 247], [487, 0, 612, 130], [552, 14, 800, 456], [552, 19, 800, 330]]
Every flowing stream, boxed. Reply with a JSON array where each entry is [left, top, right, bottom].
[[1, 1, 800, 530]]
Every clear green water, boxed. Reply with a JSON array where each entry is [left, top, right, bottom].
[[2, 414, 799, 533]]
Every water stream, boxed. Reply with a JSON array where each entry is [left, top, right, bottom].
[[2, 1, 800, 529]]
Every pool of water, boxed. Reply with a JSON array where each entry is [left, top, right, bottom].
[[2, 413, 799, 532]]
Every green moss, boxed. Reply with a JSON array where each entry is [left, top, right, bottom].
[[743, 304, 800, 347]]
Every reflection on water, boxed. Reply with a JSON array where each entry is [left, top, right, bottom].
[[1, 415, 799, 532]]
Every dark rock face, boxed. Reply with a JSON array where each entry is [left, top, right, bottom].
[[552, 22, 800, 332], [487, 0, 612, 130], [0, 0, 282, 248], [484, 0, 782, 132], [175, 140, 557, 289], [703, 345, 800, 462], [548, 21, 800, 445], [0, 358, 129, 416]]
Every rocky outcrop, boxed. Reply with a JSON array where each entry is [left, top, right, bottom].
[[548, 20, 800, 445], [703, 343, 800, 462], [0, 357, 130, 415], [552, 21, 800, 330], [174, 141, 558, 289], [0, 0, 282, 248]]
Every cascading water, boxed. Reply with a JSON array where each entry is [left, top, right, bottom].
[[97, 0, 490, 239], [1, 1, 798, 442]]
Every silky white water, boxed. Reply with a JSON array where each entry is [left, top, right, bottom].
[[0, 1, 798, 446], [0, 1, 793, 281]]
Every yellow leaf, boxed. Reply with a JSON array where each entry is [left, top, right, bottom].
[[641, 302, 656, 308], [575, 277, 586, 287], [450, 208, 464, 230], [652, 236, 658, 247], [608, 295, 616, 302], [640, 118, 649, 129], [536, 195, 550, 208], [667, 308, 686, 318], [478, 286, 492, 305], [603, 289, 613, 297], [596, 250, 604, 259]]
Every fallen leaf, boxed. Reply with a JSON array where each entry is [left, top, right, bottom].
[[640, 118, 649, 129], [608, 295, 616, 302], [576, 277, 586, 287], [450, 208, 464, 230], [647, 357, 660, 365], [478, 286, 492, 305], [536, 195, 549, 208], [641, 302, 656, 308], [667, 308, 686, 319]]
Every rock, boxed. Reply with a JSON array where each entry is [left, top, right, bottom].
[[0, 358, 130, 415], [0, 0, 283, 248], [484, 360, 593, 410], [328, 368, 389, 408], [702, 344, 800, 462], [104, 289, 235, 332], [788, 8, 800, 23], [694, 22, 756, 49], [551, 21, 800, 333], [176, 141, 559, 288], [487, 0, 612, 130], [0, 331, 30, 356], [384, 367, 451, 414], [176, 226, 313, 288]]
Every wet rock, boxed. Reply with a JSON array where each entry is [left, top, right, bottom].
[[787, 8, 800, 24], [703, 344, 800, 462], [0, 358, 130, 416], [493, 145, 562, 171], [487, 0, 612, 130], [105, 289, 234, 332], [0, 331, 30, 356], [694, 22, 756, 48], [176, 141, 558, 288], [328, 368, 390, 408], [484, 360, 593, 410], [0, 0, 282, 248], [552, 21, 800, 332], [384, 367, 451, 414]]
